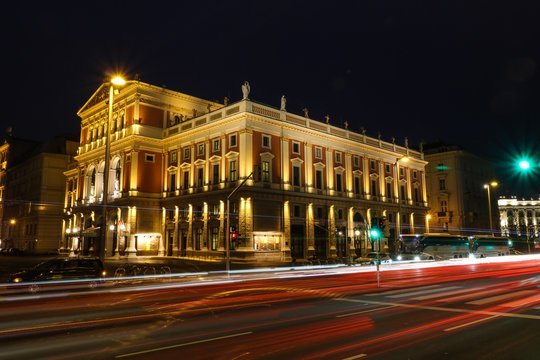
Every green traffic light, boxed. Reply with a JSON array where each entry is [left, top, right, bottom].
[[519, 160, 530, 170], [370, 229, 380, 238]]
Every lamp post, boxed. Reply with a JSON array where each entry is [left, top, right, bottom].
[[426, 214, 431, 234], [483, 181, 498, 237], [395, 156, 409, 236], [100, 76, 126, 261]]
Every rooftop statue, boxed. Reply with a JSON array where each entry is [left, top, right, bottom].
[[280, 95, 286, 110], [242, 81, 250, 100]]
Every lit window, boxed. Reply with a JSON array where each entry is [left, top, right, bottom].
[[315, 147, 322, 159], [198, 144, 204, 156], [229, 160, 237, 181], [262, 160, 270, 182], [170, 151, 177, 163]]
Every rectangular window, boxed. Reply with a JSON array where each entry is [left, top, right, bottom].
[[335, 152, 342, 163], [183, 171, 189, 190], [198, 144, 204, 156], [229, 160, 237, 181], [170, 151, 177, 163], [439, 179, 446, 190], [229, 134, 237, 147], [385, 164, 391, 173], [293, 166, 300, 186], [315, 147, 322, 159], [262, 135, 271, 148], [170, 173, 176, 191], [400, 167, 404, 176], [211, 227, 219, 251], [441, 200, 447, 212], [414, 187, 419, 202], [354, 155, 359, 167], [354, 177, 360, 194], [413, 170, 418, 179], [184, 148, 190, 160], [316, 170, 323, 189], [145, 153, 155, 162], [386, 182, 392, 198], [336, 173, 342, 192], [195, 228, 202, 250], [292, 141, 300, 154], [371, 179, 377, 196], [213, 139, 220, 152], [197, 168, 204, 187], [370, 160, 376, 171], [213, 164, 219, 184], [262, 160, 270, 182], [401, 184, 406, 200]]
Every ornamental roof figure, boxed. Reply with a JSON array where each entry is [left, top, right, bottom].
[[242, 81, 250, 100]]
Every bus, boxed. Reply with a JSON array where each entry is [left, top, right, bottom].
[[471, 236, 512, 258], [397, 234, 422, 260], [417, 233, 471, 260]]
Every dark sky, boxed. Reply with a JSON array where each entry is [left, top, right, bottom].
[[3, 1, 540, 196]]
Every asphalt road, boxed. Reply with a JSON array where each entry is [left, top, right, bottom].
[[0, 257, 539, 359]]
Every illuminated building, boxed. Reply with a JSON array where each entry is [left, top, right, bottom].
[[0, 132, 78, 253], [64, 80, 428, 261], [424, 143, 498, 235], [498, 196, 540, 239]]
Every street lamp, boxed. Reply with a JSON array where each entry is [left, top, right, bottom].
[[395, 156, 409, 236], [483, 181, 498, 236], [100, 76, 126, 261]]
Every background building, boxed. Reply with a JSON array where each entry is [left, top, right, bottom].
[[0, 132, 79, 253], [498, 196, 540, 252], [424, 143, 498, 235], [64, 80, 429, 262]]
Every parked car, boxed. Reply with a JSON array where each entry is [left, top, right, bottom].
[[9, 258, 107, 292], [355, 252, 391, 265]]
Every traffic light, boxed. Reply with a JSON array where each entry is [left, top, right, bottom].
[[231, 226, 238, 240], [519, 159, 531, 171], [370, 228, 381, 239]]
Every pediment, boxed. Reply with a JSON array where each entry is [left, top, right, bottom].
[[77, 84, 109, 116]]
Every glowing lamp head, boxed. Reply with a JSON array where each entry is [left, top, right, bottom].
[[111, 76, 126, 86], [13, 277, 22, 283], [370, 229, 380, 238]]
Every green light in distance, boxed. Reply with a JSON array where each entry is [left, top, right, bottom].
[[519, 160, 530, 170]]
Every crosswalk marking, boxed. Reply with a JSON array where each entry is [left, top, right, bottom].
[[389, 286, 461, 299], [444, 314, 501, 332], [466, 290, 536, 305], [365, 285, 440, 297], [499, 293, 540, 308], [413, 287, 480, 301]]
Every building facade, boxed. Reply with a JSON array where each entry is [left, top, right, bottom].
[[424, 144, 498, 235], [63, 80, 428, 262], [0, 134, 79, 253], [498, 196, 540, 238]]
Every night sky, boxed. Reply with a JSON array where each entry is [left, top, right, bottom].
[[4, 1, 540, 196]]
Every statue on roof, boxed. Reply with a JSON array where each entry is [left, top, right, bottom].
[[325, 115, 330, 124], [280, 95, 286, 111], [303, 107, 309, 118], [242, 81, 250, 100]]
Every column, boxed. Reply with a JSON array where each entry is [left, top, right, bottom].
[[329, 205, 336, 257], [306, 203, 315, 256]]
